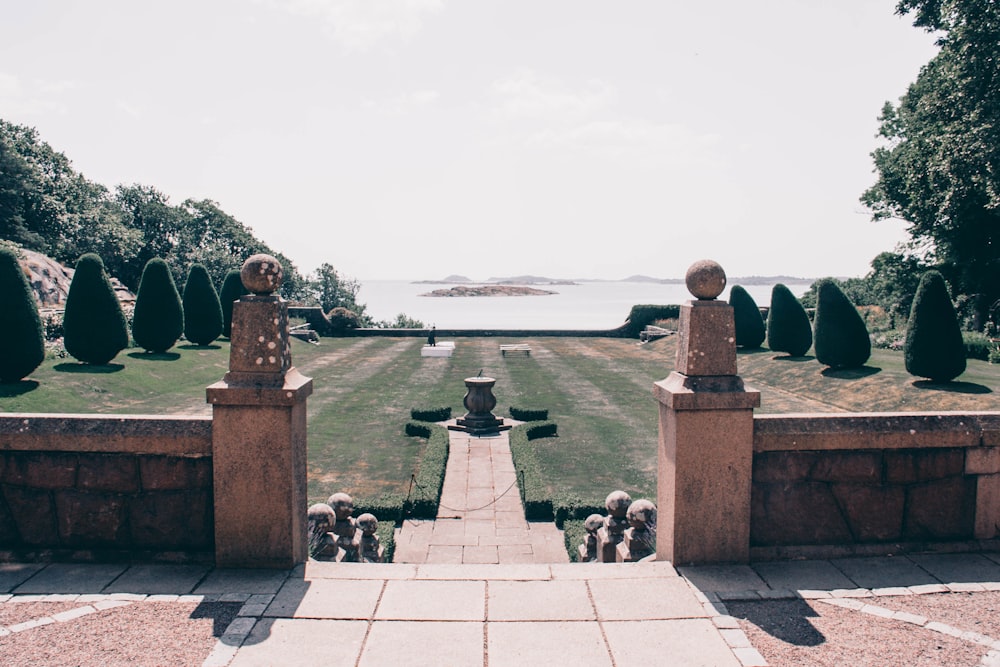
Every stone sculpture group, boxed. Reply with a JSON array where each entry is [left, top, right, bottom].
[[579, 491, 657, 563], [307, 492, 383, 563]]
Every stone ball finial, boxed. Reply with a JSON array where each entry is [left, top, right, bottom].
[[327, 492, 354, 520], [307, 503, 335, 532], [241, 253, 283, 295], [584, 513, 604, 533], [626, 499, 657, 528], [605, 490, 632, 518], [685, 259, 726, 300], [356, 513, 378, 535]]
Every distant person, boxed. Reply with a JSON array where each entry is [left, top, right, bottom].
[[428, 326, 436, 346]]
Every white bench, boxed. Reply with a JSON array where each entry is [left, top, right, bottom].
[[500, 344, 531, 357]]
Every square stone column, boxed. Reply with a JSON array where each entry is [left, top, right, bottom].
[[654, 261, 760, 565], [206, 255, 313, 568]]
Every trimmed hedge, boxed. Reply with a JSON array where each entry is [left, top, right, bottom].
[[404, 422, 432, 438], [525, 422, 558, 440], [219, 269, 248, 338], [63, 253, 129, 365], [729, 284, 766, 349], [905, 270, 966, 382], [508, 426, 553, 521], [963, 331, 995, 361], [410, 407, 452, 422], [0, 246, 44, 382], [182, 263, 223, 345], [132, 257, 183, 353], [622, 304, 681, 338], [509, 406, 548, 421], [766, 283, 813, 356], [813, 278, 871, 369]]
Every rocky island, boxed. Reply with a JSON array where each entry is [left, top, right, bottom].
[[419, 285, 557, 297]]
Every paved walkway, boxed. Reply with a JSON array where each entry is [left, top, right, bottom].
[[393, 428, 568, 564], [2, 554, 1000, 665]]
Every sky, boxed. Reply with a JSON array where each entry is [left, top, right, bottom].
[[2, 1, 940, 282]]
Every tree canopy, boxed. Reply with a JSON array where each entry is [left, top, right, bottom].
[[862, 0, 1000, 328]]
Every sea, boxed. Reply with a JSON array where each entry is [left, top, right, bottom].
[[356, 280, 813, 330]]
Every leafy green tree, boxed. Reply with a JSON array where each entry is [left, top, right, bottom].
[[182, 264, 223, 345], [308, 263, 366, 315], [862, 1, 1000, 328], [766, 284, 812, 357], [729, 285, 766, 348], [219, 269, 249, 338], [0, 246, 44, 381], [813, 279, 872, 369], [132, 257, 183, 353], [63, 253, 129, 364], [905, 270, 967, 381]]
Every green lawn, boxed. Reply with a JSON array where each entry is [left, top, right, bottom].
[[3, 335, 999, 509]]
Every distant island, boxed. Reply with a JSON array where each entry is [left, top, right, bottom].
[[413, 274, 813, 285], [419, 285, 557, 297]]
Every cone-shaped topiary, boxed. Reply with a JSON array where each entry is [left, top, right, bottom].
[[132, 257, 184, 353], [0, 247, 45, 382], [182, 264, 223, 345], [63, 253, 129, 365], [766, 283, 812, 357], [905, 270, 966, 382], [813, 279, 871, 369], [729, 284, 766, 348], [219, 269, 249, 338]]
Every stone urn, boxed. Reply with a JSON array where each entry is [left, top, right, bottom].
[[449, 375, 511, 436]]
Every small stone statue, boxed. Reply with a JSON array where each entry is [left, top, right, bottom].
[[617, 499, 657, 562], [597, 490, 632, 562], [357, 513, 383, 563], [327, 492, 361, 562], [307, 503, 338, 560], [578, 513, 604, 562]]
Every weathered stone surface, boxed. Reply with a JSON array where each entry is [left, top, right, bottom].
[[674, 301, 738, 377], [0, 493, 20, 543], [751, 482, 852, 546], [2, 486, 57, 545], [752, 452, 817, 484], [138, 456, 212, 490], [2, 452, 77, 489], [812, 452, 882, 483], [831, 484, 905, 542], [76, 454, 138, 493], [130, 491, 213, 549], [0, 415, 212, 455], [966, 446, 1000, 475], [685, 259, 727, 300], [903, 476, 976, 540], [886, 448, 965, 484], [754, 413, 982, 452], [55, 490, 128, 547]]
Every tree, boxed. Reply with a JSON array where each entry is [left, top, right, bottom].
[[63, 253, 129, 364], [729, 285, 766, 348], [308, 263, 367, 316], [132, 257, 183, 353], [766, 284, 812, 357], [0, 246, 44, 381], [905, 270, 966, 381], [182, 264, 223, 345], [862, 1, 1000, 328], [219, 269, 249, 338], [813, 279, 872, 369]]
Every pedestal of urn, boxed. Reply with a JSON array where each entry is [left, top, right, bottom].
[[449, 376, 511, 436]]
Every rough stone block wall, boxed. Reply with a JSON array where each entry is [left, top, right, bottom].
[[751, 448, 976, 546]]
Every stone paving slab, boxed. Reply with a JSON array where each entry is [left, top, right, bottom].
[[229, 618, 367, 667], [194, 569, 291, 596], [603, 618, 742, 667], [103, 564, 210, 595], [0, 563, 44, 593], [830, 556, 939, 589], [751, 559, 857, 592], [264, 578, 383, 619], [375, 579, 486, 620], [589, 576, 707, 620], [677, 564, 767, 593], [908, 553, 1000, 584], [303, 561, 418, 580], [13, 563, 128, 594], [550, 561, 678, 580], [488, 620, 612, 667], [488, 579, 595, 620], [415, 563, 552, 580], [359, 621, 484, 667]]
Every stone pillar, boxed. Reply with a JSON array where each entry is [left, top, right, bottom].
[[654, 260, 760, 565], [207, 254, 313, 568]]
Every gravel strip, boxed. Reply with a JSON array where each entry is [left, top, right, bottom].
[[0, 601, 242, 667], [728, 598, 988, 666], [870, 592, 1000, 641]]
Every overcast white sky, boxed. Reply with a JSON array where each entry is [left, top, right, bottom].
[[2, 1, 939, 281]]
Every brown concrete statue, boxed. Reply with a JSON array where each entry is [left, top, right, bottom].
[[356, 513, 384, 563]]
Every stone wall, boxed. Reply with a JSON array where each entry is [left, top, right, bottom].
[[0, 414, 213, 562], [751, 412, 1000, 559]]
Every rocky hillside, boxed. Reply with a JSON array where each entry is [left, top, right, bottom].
[[18, 249, 134, 309]]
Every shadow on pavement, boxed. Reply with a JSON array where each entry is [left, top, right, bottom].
[[726, 598, 826, 647]]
